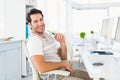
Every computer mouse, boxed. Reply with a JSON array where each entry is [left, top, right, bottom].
[[93, 63, 104, 66]]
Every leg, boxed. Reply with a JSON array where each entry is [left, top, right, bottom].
[[72, 70, 92, 80], [72, 70, 105, 80]]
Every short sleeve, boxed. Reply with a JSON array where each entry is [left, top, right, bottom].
[[27, 36, 43, 57]]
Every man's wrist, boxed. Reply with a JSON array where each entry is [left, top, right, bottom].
[[62, 60, 68, 67], [60, 41, 66, 45]]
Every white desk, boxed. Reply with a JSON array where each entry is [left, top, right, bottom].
[[79, 45, 120, 80]]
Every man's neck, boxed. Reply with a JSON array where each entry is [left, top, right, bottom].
[[39, 34, 45, 39], [33, 32, 46, 39]]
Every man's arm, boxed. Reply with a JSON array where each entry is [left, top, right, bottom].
[[57, 42, 67, 60], [55, 33, 67, 60], [31, 55, 73, 74]]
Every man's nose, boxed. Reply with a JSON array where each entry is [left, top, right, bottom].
[[38, 21, 42, 25]]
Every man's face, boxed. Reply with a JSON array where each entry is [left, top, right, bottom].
[[29, 13, 45, 34]]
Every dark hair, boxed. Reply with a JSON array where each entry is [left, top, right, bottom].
[[26, 8, 44, 23]]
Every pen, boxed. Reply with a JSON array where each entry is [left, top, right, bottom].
[[47, 30, 55, 35]]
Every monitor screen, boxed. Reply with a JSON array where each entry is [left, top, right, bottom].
[[101, 18, 113, 39], [115, 17, 120, 42]]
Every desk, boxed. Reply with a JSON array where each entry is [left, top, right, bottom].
[[79, 45, 120, 80]]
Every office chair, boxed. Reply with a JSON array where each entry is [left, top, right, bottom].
[[22, 40, 70, 80]]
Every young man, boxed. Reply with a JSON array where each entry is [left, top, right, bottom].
[[26, 8, 91, 80]]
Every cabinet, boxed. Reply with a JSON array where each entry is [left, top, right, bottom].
[[0, 52, 5, 80], [0, 41, 22, 80]]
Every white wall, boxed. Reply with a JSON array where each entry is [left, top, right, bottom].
[[0, 0, 26, 39], [0, 0, 4, 36], [4, 0, 26, 39]]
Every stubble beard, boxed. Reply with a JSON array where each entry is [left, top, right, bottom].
[[38, 32, 44, 34]]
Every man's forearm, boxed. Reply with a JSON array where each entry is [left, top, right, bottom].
[[31, 55, 67, 73], [60, 42, 67, 60], [42, 61, 66, 72]]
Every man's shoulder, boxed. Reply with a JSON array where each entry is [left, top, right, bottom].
[[27, 34, 41, 43], [29, 33, 41, 39]]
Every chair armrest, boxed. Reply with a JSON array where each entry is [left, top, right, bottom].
[[67, 58, 80, 63], [42, 70, 70, 76]]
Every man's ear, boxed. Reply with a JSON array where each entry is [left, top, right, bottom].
[[28, 23, 32, 29]]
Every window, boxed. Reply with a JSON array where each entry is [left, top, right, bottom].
[[71, 9, 107, 36], [46, 0, 66, 33], [73, 0, 120, 4]]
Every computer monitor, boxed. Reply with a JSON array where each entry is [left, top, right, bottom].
[[115, 17, 120, 42], [101, 18, 114, 39]]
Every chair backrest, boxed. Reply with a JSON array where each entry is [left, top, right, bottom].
[[64, 32, 81, 63], [64, 32, 73, 60], [22, 40, 41, 80]]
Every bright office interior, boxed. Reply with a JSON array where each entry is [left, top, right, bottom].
[[0, 0, 120, 40], [1, 0, 120, 80]]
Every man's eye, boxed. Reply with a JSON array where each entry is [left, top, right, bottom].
[[34, 21, 38, 23], [40, 18, 43, 21]]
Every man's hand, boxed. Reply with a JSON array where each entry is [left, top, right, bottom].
[[64, 64, 74, 75], [54, 33, 65, 43]]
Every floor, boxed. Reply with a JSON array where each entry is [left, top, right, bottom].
[[21, 75, 33, 80]]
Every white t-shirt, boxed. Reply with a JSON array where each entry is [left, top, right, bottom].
[[27, 32, 61, 62]]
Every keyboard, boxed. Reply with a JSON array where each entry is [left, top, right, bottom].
[[91, 51, 113, 55]]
